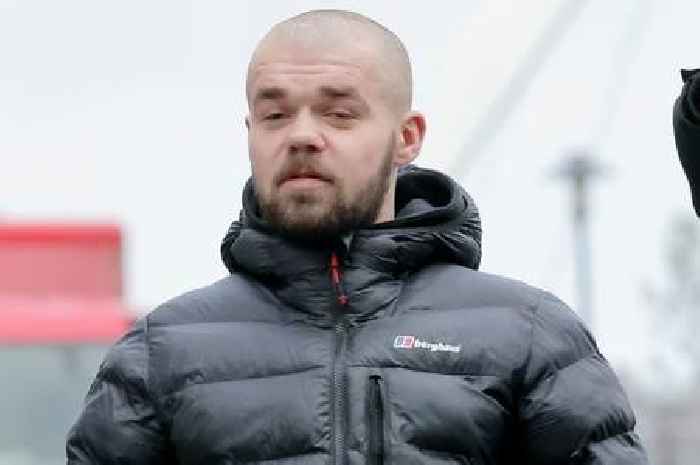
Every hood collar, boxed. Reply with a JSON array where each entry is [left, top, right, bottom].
[[220, 165, 481, 319], [222, 165, 481, 273]]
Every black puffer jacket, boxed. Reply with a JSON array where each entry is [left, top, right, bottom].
[[67, 166, 648, 465], [673, 68, 700, 216]]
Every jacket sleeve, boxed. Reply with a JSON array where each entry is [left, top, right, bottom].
[[673, 68, 700, 216], [517, 292, 649, 464], [66, 317, 169, 464]]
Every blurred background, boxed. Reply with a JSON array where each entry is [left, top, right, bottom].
[[1, 0, 698, 463]]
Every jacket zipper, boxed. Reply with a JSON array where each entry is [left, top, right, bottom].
[[368, 375, 385, 465], [330, 252, 348, 465], [330, 252, 348, 306]]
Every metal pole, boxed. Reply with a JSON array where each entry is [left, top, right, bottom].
[[555, 152, 604, 329]]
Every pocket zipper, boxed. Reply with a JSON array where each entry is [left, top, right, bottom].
[[368, 375, 384, 465]]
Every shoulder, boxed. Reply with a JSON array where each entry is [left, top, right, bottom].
[[400, 265, 591, 351], [403, 264, 593, 356], [410, 266, 602, 394], [518, 289, 602, 392], [90, 318, 151, 389], [402, 264, 544, 312], [147, 273, 282, 327]]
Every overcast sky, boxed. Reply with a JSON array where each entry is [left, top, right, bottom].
[[1, 0, 697, 387]]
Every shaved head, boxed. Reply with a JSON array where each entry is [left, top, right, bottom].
[[247, 9, 413, 114], [245, 10, 426, 236]]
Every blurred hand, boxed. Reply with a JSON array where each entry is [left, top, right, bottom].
[[680, 68, 700, 123], [674, 68, 700, 216]]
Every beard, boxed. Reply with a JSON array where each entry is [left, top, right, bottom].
[[255, 137, 395, 243]]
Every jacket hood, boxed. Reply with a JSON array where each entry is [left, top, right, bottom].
[[221, 165, 481, 273], [220, 165, 481, 320]]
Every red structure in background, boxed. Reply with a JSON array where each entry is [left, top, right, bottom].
[[0, 222, 135, 464], [0, 222, 133, 343]]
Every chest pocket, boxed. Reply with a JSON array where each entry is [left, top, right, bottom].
[[376, 368, 512, 464]]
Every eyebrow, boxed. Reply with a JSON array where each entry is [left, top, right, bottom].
[[253, 86, 287, 104], [318, 85, 360, 100], [252, 85, 367, 107], [318, 86, 370, 112]]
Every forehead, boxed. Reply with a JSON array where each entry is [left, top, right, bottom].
[[247, 42, 385, 104]]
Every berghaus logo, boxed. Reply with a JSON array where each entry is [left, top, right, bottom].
[[393, 335, 461, 353]]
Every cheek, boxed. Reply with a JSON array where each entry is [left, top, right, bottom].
[[335, 130, 394, 172], [248, 139, 278, 193], [336, 124, 394, 160], [249, 129, 282, 164], [332, 144, 388, 196]]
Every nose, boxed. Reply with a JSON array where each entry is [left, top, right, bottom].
[[286, 109, 326, 154]]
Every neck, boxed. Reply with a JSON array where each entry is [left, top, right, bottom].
[[373, 174, 397, 224]]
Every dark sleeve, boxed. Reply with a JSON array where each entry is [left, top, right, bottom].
[[518, 292, 649, 464], [66, 317, 168, 464], [673, 68, 700, 216]]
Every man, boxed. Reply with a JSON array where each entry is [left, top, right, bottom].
[[673, 68, 700, 216], [67, 10, 648, 464]]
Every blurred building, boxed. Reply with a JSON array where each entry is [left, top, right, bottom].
[[0, 222, 133, 465], [623, 371, 700, 465]]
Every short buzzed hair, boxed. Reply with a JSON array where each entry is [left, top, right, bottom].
[[248, 9, 413, 113]]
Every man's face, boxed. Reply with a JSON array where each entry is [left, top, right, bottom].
[[246, 40, 400, 240]]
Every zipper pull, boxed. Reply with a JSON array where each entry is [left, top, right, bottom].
[[330, 252, 349, 306]]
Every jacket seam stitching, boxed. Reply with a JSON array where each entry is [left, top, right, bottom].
[[520, 290, 541, 393], [347, 364, 501, 378], [73, 409, 98, 462], [572, 423, 638, 459], [144, 315, 153, 395], [148, 319, 287, 329], [144, 315, 168, 430], [584, 428, 636, 447], [527, 292, 599, 388], [159, 364, 326, 397], [556, 352, 600, 374]]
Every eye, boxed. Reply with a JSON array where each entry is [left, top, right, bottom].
[[263, 112, 286, 121], [326, 111, 354, 119]]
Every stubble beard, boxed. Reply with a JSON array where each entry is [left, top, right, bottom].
[[256, 140, 395, 243]]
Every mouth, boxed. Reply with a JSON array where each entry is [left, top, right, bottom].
[[279, 172, 331, 186]]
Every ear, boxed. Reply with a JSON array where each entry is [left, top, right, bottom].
[[245, 115, 251, 130], [396, 111, 426, 166]]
